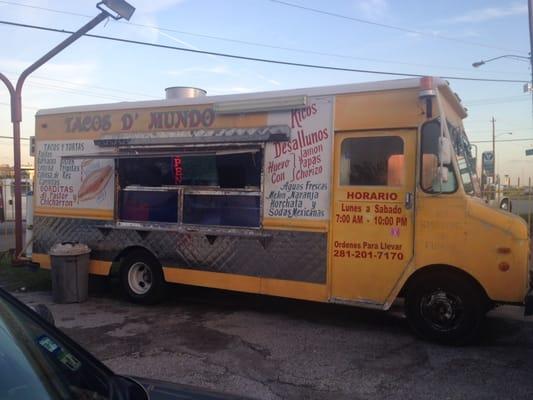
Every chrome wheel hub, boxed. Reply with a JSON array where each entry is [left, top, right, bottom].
[[128, 262, 153, 295], [420, 290, 464, 332]]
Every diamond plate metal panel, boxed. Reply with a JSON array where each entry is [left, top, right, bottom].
[[33, 216, 326, 283]]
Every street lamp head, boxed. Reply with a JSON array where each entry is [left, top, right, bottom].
[[472, 54, 530, 68], [97, 0, 135, 21]]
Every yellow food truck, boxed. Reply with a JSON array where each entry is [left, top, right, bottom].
[[31, 77, 532, 344]]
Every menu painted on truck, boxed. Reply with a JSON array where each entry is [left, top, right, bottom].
[[333, 190, 407, 261], [35, 140, 114, 212], [264, 97, 333, 220]]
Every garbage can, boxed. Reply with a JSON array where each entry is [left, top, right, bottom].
[[49, 242, 91, 303]]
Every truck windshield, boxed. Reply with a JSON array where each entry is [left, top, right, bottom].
[[448, 122, 481, 197]]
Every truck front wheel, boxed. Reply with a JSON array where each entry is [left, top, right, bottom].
[[120, 250, 166, 304], [500, 198, 512, 212], [405, 272, 485, 345]]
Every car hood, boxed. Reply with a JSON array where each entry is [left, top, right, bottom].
[[130, 376, 254, 400]]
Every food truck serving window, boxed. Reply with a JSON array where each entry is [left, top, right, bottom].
[[183, 194, 260, 226], [119, 190, 178, 223], [119, 153, 261, 188], [119, 157, 175, 187], [117, 151, 262, 228]]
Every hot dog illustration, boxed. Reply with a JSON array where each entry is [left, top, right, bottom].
[[78, 165, 113, 202], [81, 159, 94, 169], [81, 159, 94, 176]]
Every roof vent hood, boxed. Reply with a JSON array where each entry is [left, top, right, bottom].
[[165, 87, 207, 99]]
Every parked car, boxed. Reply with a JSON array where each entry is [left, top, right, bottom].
[[0, 287, 249, 399]]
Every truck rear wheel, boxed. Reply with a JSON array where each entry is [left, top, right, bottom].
[[120, 250, 166, 305], [405, 272, 485, 345]]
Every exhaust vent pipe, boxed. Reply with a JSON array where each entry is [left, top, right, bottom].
[[165, 87, 206, 99]]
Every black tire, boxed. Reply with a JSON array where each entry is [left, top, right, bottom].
[[405, 272, 485, 345], [500, 198, 512, 212], [120, 250, 166, 305]]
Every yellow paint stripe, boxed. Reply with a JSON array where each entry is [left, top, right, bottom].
[[259, 277, 327, 302], [35, 253, 327, 301], [163, 268, 260, 293], [162, 267, 328, 302], [263, 218, 328, 232], [32, 253, 51, 268], [34, 207, 113, 220], [32, 253, 112, 276], [88, 260, 113, 276]]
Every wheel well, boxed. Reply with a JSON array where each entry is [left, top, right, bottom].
[[400, 264, 492, 308], [110, 246, 158, 276]]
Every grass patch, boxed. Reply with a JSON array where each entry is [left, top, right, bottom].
[[0, 252, 51, 292]]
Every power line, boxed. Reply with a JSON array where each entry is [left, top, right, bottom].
[[0, 0, 527, 77], [0, 135, 30, 140], [0, 101, 37, 110], [467, 127, 533, 133], [0, 0, 89, 18], [1, 71, 160, 102], [1, 70, 159, 100], [26, 81, 133, 101], [269, 0, 527, 54], [464, 95, 529, 103], [26, 74, 159, 100], [470, 138, 533, 143], [0, 19, 529, 84], [465, 98, 531, 107], [2, 80, 134, 103]]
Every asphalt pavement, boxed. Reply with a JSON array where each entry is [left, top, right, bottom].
[[3, 206, 533, 399], [13, 283, 533, 400]]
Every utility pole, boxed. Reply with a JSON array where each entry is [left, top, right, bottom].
[[491, 116, 496, 181], [529, 0, 533, 112]]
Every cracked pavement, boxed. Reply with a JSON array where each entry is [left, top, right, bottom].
[[12, 283, 533, 399]]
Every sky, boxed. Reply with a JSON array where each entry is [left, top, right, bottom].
[[0, 0, 532, 182]]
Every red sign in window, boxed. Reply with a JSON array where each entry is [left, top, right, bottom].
[[173, 157, 182, 184], [0, 185, 4, 222]]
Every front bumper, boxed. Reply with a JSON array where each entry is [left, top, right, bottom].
[[525, 289, 533, 316]]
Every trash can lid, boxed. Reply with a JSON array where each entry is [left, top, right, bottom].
[[49, 242, 91, 256]]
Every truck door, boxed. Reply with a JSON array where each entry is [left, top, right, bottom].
[[331, 130, 416, 305]]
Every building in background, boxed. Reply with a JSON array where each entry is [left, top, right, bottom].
[[0, 165, 33, 221]]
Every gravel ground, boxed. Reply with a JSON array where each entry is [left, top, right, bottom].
[[13, 282, 533, 400]]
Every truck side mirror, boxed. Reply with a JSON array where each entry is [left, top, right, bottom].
[[438, 136, 452, 164]]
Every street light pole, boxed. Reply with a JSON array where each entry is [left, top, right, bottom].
[[472, 54, 531, 67], [0, 1, 134, 260], [491, 122, 513, 184], [527, 0, 533, 109]]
